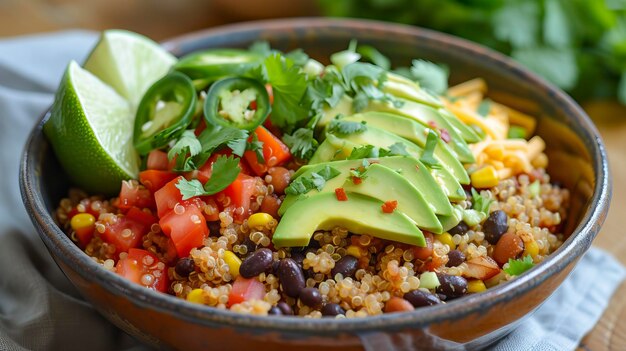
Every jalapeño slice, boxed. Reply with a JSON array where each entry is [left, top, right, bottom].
[[133, 72, 197, 155], [203, 77, 270, 131]]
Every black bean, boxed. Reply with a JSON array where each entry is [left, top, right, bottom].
[[331, 255, 359, 279], [437, 293, 448, 301], [270, 260, 280, 275], [242, 237, 257, 255], [321, 303, 345, 316], [436, 274, 468, 299], [278, 258, 306, 298], [483, 210, 509, 244], [277, 301, 294, 315], [446, 250, 466, 267], [239, 248, 273, 278], [290, 251, 305, 266], [299, 287, 323, 309], [404, 290, 442, 308], [207, 221, 221, 236], [174, 257, 195, 277], [268, 307, 282, 315], [448, 221, 469, 235]]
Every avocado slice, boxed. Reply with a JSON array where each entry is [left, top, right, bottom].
[[363, 99, 475, 163], [438, 205, 464, 233], [342, 112, 472, 181], [280, 162, 443, 232], [438, 108, 482, 143], [272, 192, 425, 247], [318, 125, 467, 200], [342, 164, 442, 233], [319, 95, 354, 131], [383, 72, 443, 108], [287, 156, 452, 217]]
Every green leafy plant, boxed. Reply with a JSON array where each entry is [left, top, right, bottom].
[[319, 0, 626, 105]]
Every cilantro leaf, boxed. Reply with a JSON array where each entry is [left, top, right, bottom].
[[285, 165, 341, 195], [350, 159, 371, 181], [203, 155, 241, 194], [356, 45, 391, 70], [246, 133, 265, 164], [419, 130, 441, 168], [248, 41, 275, 57], [175, 179, 207, 200], [387, 142, 409, 156], [283, 127, 319, 160], [477, 99, 492, 117], [347, 145, 376, 160], [168, 130, 202, 161], [285, 49, 309, 67], [504, 255, 535, 276], [512, 47, 578, 90], [410, 59, 449, 95], [176, 155, 242, 200], [328, 119, 368, 135], [471, 188, 494, 216], [263, 54, 309, 132], [492, 1, 540, 48], [196, 124, 249, 158]]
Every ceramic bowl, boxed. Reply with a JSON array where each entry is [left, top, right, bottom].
[[20, 18, 610, 350]]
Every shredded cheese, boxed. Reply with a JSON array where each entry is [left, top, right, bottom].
[[444, 80, 548, 185]]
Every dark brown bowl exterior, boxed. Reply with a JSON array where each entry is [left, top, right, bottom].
[[20, 18, 610, 350]]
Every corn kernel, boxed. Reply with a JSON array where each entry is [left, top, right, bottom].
[[467, 280, 486, 293], [346, 245, 362, 258], [438, 233, 455, 250], [71, 213, 96, 231], [247, 213, 274, 229], [471, 165, 499, 188], [223, 250, 242, 277], [186, 289, 204, 304], [524, 240, 539, 258]]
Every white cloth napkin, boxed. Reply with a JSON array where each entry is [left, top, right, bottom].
[[0, 31, 624, 351]]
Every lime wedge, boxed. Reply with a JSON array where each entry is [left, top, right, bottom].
[[44, 61, 139, 195], [83, 29, 176, 109]]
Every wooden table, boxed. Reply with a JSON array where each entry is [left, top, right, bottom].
[[1, 1, 624, 349]]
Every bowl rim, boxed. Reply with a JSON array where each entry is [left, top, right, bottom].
[[20, 17, 611, 334]]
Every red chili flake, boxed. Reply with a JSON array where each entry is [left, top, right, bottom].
[[428, 121, 438, 129], [381, 200, 398, 213], [352, 176, 363, 185], [440, 128, 451, 143], [335, 188, 348, 201]]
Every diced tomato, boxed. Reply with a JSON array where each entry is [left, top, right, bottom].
[[228, 276, 266, 307], [221, 173, 257, 222], [102, 207, 156, 255], [115, 248, 169, 292], [159, 203, 208, 257], [243, 126, 291, 176], [412, 232, 434, 261], [118, 181, 155, 211], [139, 170, 178, 193], [147, 150, 170, 171], [381, 200, 398, 213], [352, 176, 363, 185], [335, 188, 348, 201], [154, 176, 185, 218]]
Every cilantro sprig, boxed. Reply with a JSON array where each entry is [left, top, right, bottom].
[[471, 188, 494, 216], [283, 127, 319, 160], [285, 165, 341, 196], [246, 133, 265, 164], [328, 119, 368, 135], [176, 155, 241, 200], [346, 143, 409, 160], [504, 255, 535, 276], [419, 130, 441, 168]]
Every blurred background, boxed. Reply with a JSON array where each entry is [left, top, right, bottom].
[[1, 0, 625, 349]]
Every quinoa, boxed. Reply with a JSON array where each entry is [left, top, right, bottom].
[[56, 166, 568, 318]]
